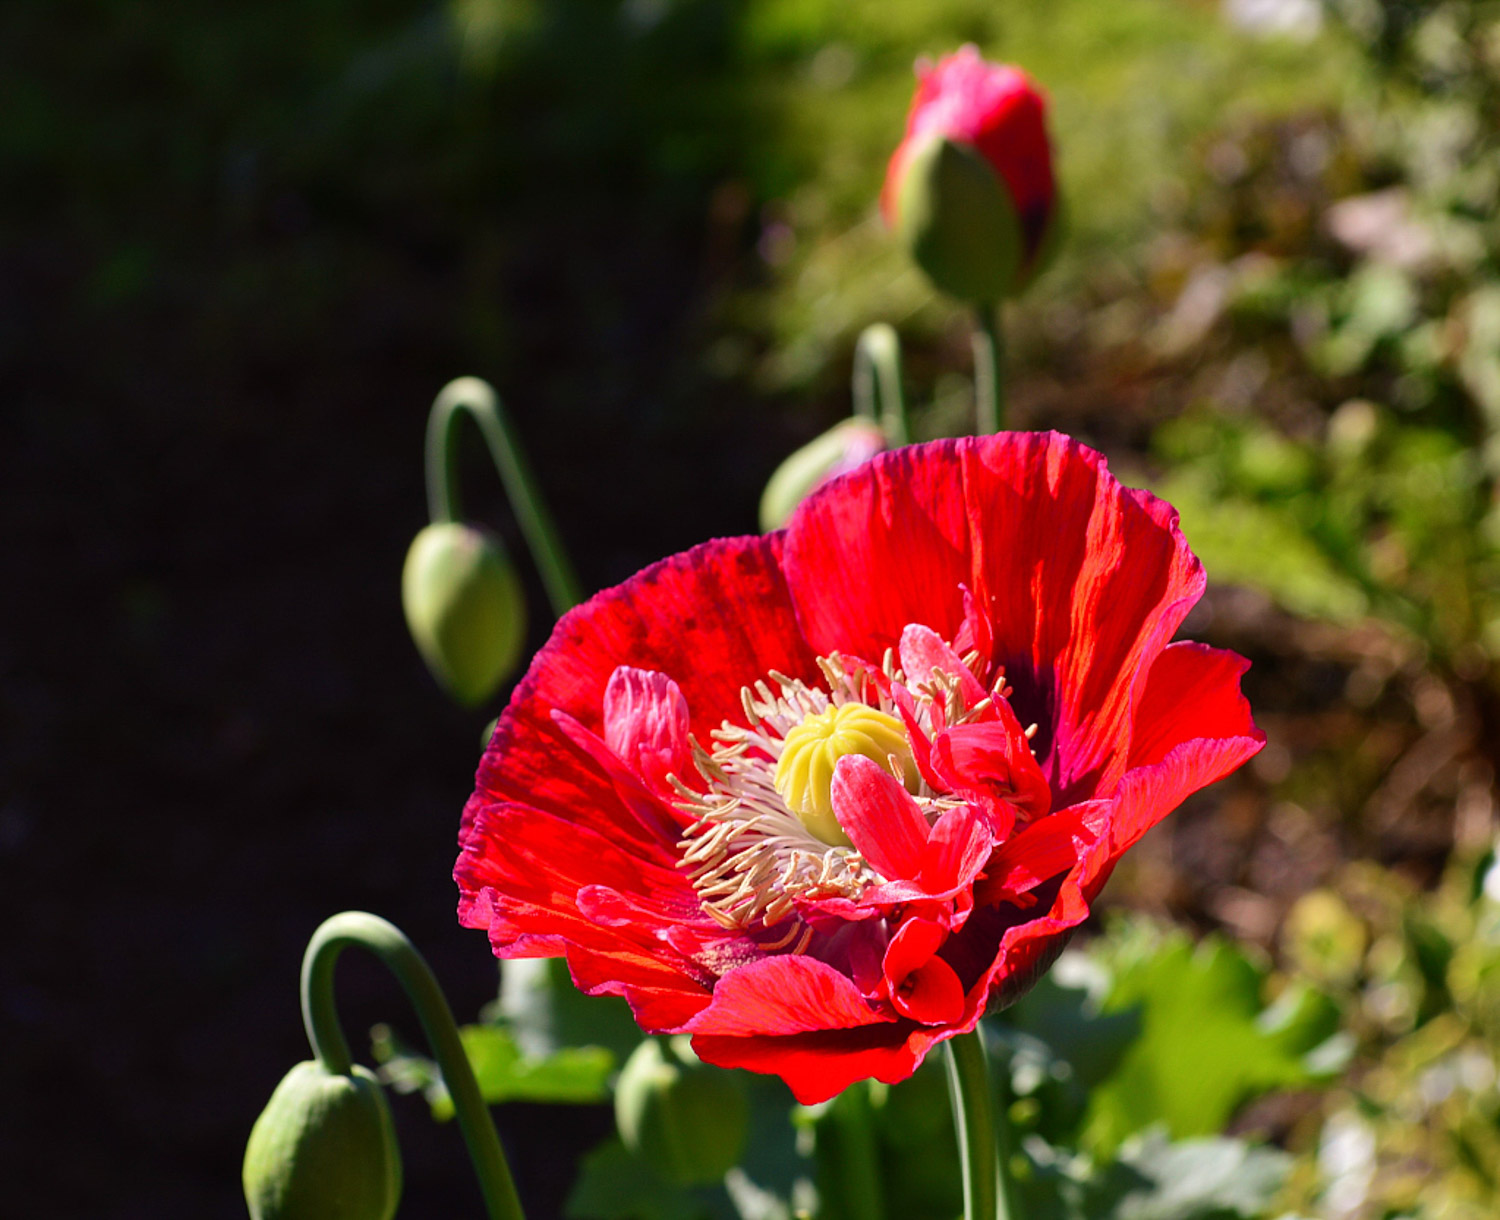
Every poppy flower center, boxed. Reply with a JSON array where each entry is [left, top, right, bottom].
[[674, 648, 981, 955], [773, 703, 915, 848]]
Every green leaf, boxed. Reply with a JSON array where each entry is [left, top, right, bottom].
[[1081, 934, 1337, 1155], [490, 956, 648, 1062], [438, 1025, 612, 1115], [371, 1020, 614, 1120]]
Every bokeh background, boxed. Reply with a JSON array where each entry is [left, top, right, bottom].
[[8, 0, 1500, 1216]]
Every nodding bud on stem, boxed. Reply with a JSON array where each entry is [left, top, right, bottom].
[[402, 522, 526, 708], [614, 1038, 750, 1186], [243, 1061, 402, 1220], [760, 418, 887, 533]]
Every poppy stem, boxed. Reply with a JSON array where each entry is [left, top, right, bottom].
[[425, 376, 583, 618], [945, 1028, 1017, 1220], [301, 911, 528, 1220], [853, 323, 911, 446], [972, 306, 1007, 433]]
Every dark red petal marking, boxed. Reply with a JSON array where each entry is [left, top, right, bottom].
[[955, 434, 1204, 802]]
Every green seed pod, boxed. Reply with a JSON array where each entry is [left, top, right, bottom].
[[243, 1061, 402, 1220], [894, 135, 1025, 306], [614, 1037, 749, 1185], [402, 521, 526, 707], [759, 418, 886, 533]]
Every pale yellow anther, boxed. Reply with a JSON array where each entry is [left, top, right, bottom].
[[773, 704, 914, 847]]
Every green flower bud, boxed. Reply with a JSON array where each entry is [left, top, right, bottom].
[[894, 135, 1025, 306], [759, 418, 886, 533], [614, 1037, 749, 1186], [243, 1061, 402, 1220], [402, 522, 526, 707]]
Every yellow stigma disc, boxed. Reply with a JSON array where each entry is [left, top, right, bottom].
[[773, 704, 914, 847]]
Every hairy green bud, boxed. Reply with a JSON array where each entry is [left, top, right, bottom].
[[243, 1061, 401, 1220], [402, 522, 526, 707]]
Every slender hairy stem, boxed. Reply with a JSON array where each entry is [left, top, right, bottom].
[[301, 912, 528, 1220], [852, 323, 911, 446], [425, 376, 583, 617], [945, 1029, 1016, 1220], [971, 306, 1007, 434]]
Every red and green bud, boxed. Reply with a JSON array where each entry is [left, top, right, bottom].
[[614, 1037, 749, 1185], [243, 1061, 402, 1220], [759, 418, 886, 533], [883, 47, 1062, 303], [402, 522, 526, 707]]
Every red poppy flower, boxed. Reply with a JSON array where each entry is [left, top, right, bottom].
[[455, 433, 1263, 1105]]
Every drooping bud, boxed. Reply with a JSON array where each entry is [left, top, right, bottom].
[[243, 1061, 402, 1220], [883, 47, 1062, 303], [614, 1037, 749, 1185], [760, 418, 887, 533], [402, 522, 526, 707], [774, 703, 914, 847]]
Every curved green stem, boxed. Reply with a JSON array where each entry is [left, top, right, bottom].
[[426, 376, 583, 617], [302, 911, 528, 1220], [853, 323, 911, 446], [971, 306, 1007, 434], [945, 1029, 1016, 1220]]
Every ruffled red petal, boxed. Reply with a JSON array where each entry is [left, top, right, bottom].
[[785, 433, 1204, 806], [691, 1025, 935, 1106], [683, 956, 896, 1037], [467, 535, 818, 832]]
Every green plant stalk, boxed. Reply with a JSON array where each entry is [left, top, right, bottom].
[[853, 323, 911, 446], [972, 306, 1006, 434], [945, 1029, 1016, 1220], [830, 1083, 889, 1220], [301, 911, 528, 1220], [426, 376, 583, 617]]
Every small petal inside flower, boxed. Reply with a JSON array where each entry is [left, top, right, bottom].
[[774, 704, 914, 847]]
